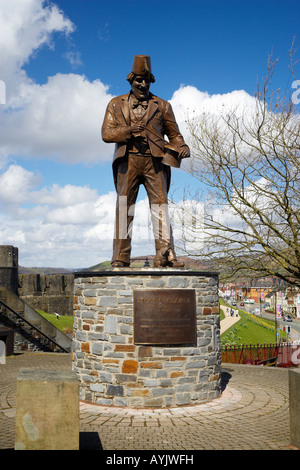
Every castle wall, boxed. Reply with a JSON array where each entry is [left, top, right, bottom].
[[0, 246, 18, 294], [18, 274, 74, 316]]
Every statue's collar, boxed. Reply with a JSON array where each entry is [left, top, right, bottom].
[[126, 92, 158, 103]]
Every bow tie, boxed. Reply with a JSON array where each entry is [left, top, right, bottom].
[[132, 100, 148, 110]]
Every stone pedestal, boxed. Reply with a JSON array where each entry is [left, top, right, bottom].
[[15, 368, 79, 450], [72, 269, 221, 408]]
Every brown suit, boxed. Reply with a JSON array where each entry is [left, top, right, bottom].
[[102, 91, 188, 264]]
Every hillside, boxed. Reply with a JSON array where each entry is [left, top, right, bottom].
[[18, 256, 213, 274], [18, 266, 73, 275], [81, 255, 212, 271]]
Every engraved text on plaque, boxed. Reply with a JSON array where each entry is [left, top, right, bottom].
[[133, 289, 196, 345]]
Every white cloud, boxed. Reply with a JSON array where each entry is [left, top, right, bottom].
[[0, 164, 42, 204], [169, 85, 258, 140], [0, 0, 73, 58], [0, 0, 74, 97], [1, 72, 114, 164], [36, 183, 99, 207], [64, 50, 83, 68], [0, 165, 113, 266], [169, 84, 267, 178], [0, 0, 114, 166]]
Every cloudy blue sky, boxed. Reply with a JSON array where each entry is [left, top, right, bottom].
[[0, 0, 299, 268]]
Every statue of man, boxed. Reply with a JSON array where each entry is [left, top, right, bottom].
[[102, 55, 190, 268]]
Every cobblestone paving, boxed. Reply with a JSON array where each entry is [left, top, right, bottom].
[[0, 352, 295, 451]]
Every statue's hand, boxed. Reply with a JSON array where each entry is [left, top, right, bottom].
[[130, 124, 144, 135], [180, 147, 190, 159]]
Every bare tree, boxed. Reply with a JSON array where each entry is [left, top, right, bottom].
[[177, 48, 300, 286]]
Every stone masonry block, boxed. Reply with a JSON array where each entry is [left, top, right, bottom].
[[90, 383, 104, 393], [15, 369, 79, 450], [91, 342, 103, 356], [99, 296, 117, 307], [107, 385, 124, 396], [104, 316, 117, 334], [176, 393, 191, 406], [122, 360, 138, 374], [167, 277, 189, 288]]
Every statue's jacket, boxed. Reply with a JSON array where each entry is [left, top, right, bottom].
[[101, 92, 187, 190]]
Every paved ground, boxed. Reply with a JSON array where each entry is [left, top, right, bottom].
[[0, 351, 297, 451], [220, 305, 240, 335]]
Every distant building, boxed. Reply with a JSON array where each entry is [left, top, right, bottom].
[[219, 277, 300, 318]]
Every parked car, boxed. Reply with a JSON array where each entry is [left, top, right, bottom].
[[232, 301, 237, 306], [240, 302, 245, 306], [283, 315, 293, 322]]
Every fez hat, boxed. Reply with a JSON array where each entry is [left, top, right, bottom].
[[127, 55, 155, 83], [132, 55, 151, 75], [162, 143, 182, 168]]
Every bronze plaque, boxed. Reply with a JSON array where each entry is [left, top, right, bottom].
[[133, 289, 196, 345]]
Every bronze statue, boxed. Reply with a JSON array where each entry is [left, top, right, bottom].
[[102, 55, 190, 267]]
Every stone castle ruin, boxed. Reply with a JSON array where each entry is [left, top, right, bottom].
[[18, 272, 74, 316], [0, 245, 72, 353]]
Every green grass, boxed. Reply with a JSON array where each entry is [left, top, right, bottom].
[[219, 298, 226, 321], [220, 304, 286, 347], [37, 310, 73, 333]]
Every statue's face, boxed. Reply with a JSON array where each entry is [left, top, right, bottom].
[[131, 74, 151, 101]]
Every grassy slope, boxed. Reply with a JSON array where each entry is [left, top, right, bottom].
[[37, 310, 73, 333], [220, 303, 286, 346]]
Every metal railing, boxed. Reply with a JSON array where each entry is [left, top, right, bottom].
[[0, 298, 69, 353], [222, 342, 300, 367]]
